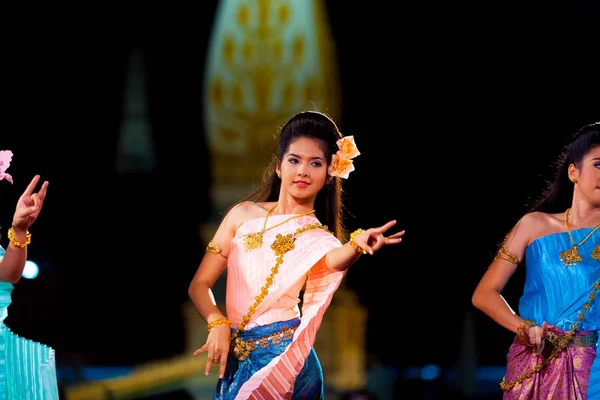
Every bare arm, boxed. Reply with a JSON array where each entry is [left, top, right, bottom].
[[324, 242, 362, 272], [189, 203, 256, 378], [472, 214, 536, 334], [0, 229, 29, 284], [188, 235, 229, 325], [326, 220, 405, 272], [188, 204, 246, 324]]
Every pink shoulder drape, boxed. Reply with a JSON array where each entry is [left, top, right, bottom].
[[226, 215, 345, 399]]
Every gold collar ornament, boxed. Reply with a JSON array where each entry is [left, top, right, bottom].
[[243, 202, 315, 251], [559, 208, 600, 266]]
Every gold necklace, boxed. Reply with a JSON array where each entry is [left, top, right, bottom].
[[243, 202, 316, 251], [559, 208, 600, 266]]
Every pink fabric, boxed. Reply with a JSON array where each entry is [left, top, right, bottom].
[[0, 150, 14, 184], [502, 327, 597, 400], [226, 214, 345, 399]]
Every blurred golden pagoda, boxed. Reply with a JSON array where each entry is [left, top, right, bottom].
[[203, 0, 341, 207]]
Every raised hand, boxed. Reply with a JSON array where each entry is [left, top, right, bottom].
[[12, 175, 49, 232], [353, 220, 405, 256]]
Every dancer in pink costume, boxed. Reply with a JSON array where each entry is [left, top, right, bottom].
[[188, 111, 405, 399]]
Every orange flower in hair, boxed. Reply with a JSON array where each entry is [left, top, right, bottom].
[[328, 136, 360, 179], [329, 154, 355, 179], [336, 136, 360, 159]]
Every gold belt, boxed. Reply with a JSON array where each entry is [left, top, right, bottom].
[[231, 326, 297, 361]]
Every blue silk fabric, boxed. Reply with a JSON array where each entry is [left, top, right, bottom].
[[518, 228, 599, 398], [214, 318, 324, 399]]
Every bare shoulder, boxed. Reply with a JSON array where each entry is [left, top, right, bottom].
[[518, 211, 564, 246], [226, 201, 274, 231]]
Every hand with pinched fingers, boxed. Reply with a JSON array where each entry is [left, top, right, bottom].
[[193, 324, 231, 379], [353, 220, 405, 255], [522, 321, 550, 355], [12, 175, 49, 232]]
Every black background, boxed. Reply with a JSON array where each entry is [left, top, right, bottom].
[[0, 0, 598, 380]]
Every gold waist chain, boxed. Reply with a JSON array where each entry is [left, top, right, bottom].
[[230, 326, 297, 361]]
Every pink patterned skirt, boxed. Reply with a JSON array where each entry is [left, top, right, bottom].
[[501, 326, 597, 399]]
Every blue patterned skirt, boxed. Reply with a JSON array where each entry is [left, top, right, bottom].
[[214, 318, 324, 399]]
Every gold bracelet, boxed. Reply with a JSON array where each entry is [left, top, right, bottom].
[[516, 320, 536, 343], [349, 229, 367, 254], [7, 227, 31, 248], [206, 317, 232, 332]]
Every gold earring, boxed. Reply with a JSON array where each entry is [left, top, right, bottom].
[[571, 178, 578, 183]]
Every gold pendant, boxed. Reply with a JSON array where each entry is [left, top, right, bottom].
[[559, 247, 582, 266], [232, 337, 252, 361], [592, 246, 600, 262], [271, 233, 295, 257], [244, 230, 265, 251]]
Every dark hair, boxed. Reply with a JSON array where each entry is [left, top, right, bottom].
[[232, 111, 347, 241], [529, 121, 600, 213]]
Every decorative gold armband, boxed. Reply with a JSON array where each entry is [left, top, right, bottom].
[[206, 241, 227, 259], [349, 229, 367, 254], [206, 317, 232, 332], [7, 227, 31, 248], [494, 236, 520, 264]]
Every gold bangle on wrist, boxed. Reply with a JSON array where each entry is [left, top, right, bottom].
[[206, 317, 232, 332], [516, 320, 536, 343], [349, 229, 367, 254], [524, 319, 536, 327], [7, 227, 31, 248]]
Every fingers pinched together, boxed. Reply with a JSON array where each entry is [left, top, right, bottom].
[[522, 321, 550, 355]]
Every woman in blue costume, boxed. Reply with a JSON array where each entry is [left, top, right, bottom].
[[0, 149, 59, 399], [472, 122, 600, 399]]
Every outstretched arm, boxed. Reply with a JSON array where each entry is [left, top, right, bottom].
[[325, 220, 405, 272]]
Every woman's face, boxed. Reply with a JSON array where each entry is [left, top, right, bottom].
[[572, 145, 600, 207], [276, 137, 329, 202]]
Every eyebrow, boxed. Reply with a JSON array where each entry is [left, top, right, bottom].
[[287, 153, 325, 161]]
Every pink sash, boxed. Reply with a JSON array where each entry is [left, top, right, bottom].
[[228, 215, 345, 399]]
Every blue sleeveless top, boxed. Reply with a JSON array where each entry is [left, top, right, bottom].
[[519, 228, 599, 397]]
